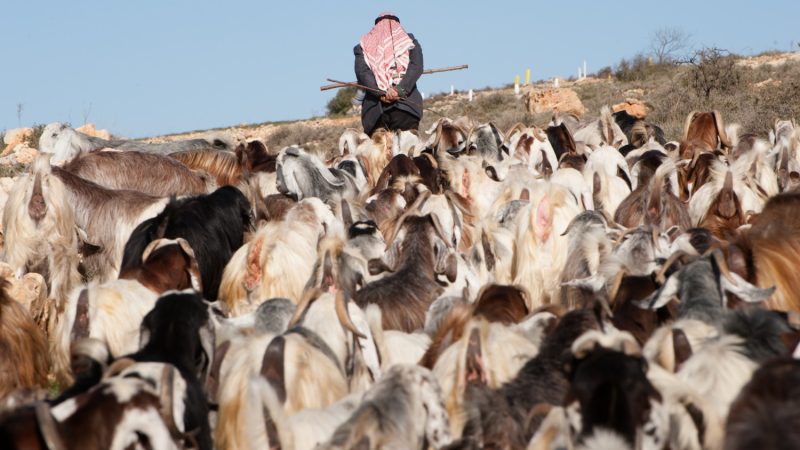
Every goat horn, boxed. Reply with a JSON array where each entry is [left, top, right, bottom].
[[709, 248, 737, 285], [656, 250, 693, 284], [430, 213, 451, 248], [159, 365, 180, 439], [288, 287, 323, 328], [335, 290, 366, 339], [608, 269, 627, 305], [104, 357, 137, 378], [505, 122, 527, 139], [614, 227, 640, 244], [384, 189, 432, 250], [713, 110, 733, 150], [35, 402, 68, 450]]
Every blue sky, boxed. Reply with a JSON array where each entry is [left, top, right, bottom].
[[2, 1, 799, 138]]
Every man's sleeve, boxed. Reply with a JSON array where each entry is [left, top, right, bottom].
[[354, 44, 381, 93], [397, 36, 423, 96]]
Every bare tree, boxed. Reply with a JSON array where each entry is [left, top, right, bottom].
[[650, 27, 691, 64], [685, 47, 740, 100]]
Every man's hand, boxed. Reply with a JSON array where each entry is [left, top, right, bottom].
[[381, 87, 400, 103]]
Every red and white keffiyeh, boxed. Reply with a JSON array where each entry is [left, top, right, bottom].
[[359, 12, 415, 92]]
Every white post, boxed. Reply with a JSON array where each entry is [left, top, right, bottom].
[[578, 67, 582, 79], [450, 85, 454, 96], [468, 89, 474, 102], [554, 77, 560, 88], [583, 60, 587, 79], [421, 91, 426, 99]]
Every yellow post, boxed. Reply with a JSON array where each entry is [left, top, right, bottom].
[[514, 74, 520, 94], [525, 68, 530, 85], [515, 74, 520, 86]]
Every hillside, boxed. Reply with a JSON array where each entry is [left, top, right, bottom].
[[3, 50, 800, 164], [135, 50, 800, 159]]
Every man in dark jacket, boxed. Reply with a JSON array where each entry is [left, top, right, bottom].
[[354, 12, 423, 137]]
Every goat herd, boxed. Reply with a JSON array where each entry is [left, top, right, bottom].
[[0, 107, 799, 449]]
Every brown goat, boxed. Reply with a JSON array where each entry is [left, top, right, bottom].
[[725, 358, 800, 450], [615, 160, 691, 231], [0, 280, 49, 399], [118, 238, 202, 294], [354, 211, 456, 332], [170, 148, 246, 186], [698, 171, 746, 239], [51, 165, 168, 281], [679, 111, 732, 160], [738, 192, 800, 312], [472, 284, 530, 325], [62, 150, 212, 196]]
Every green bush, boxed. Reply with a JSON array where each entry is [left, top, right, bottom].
[[326, 87, 358, 117], [25, 124, 46, 150]]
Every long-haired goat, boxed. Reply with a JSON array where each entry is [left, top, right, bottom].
[[724, 358, 800, 450], [735, 191, 800, 312], [320, 364, 453, 450], [512, 182, 581, 309], [62, 149, 214, 196], [679, 110, 732, 159], [2, 155, 86, 310], [354, 196, 458, 332], [122, 290, 215, 450], [453, 309, 601, 449], [0, 280, 49, 399], [219, 197, 336, 315], [40, 121, 233, 164], [615, 159, 690, 231], [0, 377, 181, 450]]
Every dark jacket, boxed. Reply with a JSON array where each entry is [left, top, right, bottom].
[[354, 33, 424, 134]]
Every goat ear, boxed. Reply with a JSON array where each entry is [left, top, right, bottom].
[[341, 199, 353, 230], [711, 249, 775, 304], [177, 238, 203, 293], [635, 275, 680, 310], [717, 172, 738, 219], [198, 321, 215, 382], [538, 149, 553, 178], [368, 258, 394, 276], [672, 328, 693, 371], [561, 274, 606, 293], [321, 250, 335, 292], [481, 230, 496, 272], [434, 242, 458, 283], [464, 328, 487, 385], [719, 271, 775, 304], [520, 188, 530, 201], [75, 227, 102, 257], [484, 165, 500, 181]]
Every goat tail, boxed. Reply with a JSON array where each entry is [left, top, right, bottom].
[[599, 105, 616, 145], [249, 376, 295, 450]]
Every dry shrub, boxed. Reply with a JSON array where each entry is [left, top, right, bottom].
[[266, 120, 358, 159]]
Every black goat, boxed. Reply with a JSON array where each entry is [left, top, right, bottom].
[[120, 186, 252, 300], [124, 290, 215, 450]]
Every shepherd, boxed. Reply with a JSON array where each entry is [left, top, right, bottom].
[[354, 12, 424, 137]]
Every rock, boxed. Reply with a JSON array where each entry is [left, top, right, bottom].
[[0, 263, 48, 312], [11, 145, 39, 165], [2, 128, 33, 153], [612, 99, 650, 119], [76, 123, 111, 140], [524, 87, 586, 117]]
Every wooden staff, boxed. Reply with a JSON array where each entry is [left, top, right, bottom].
[[319, 64, 468, 91], [325, 79, 445, 116]]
